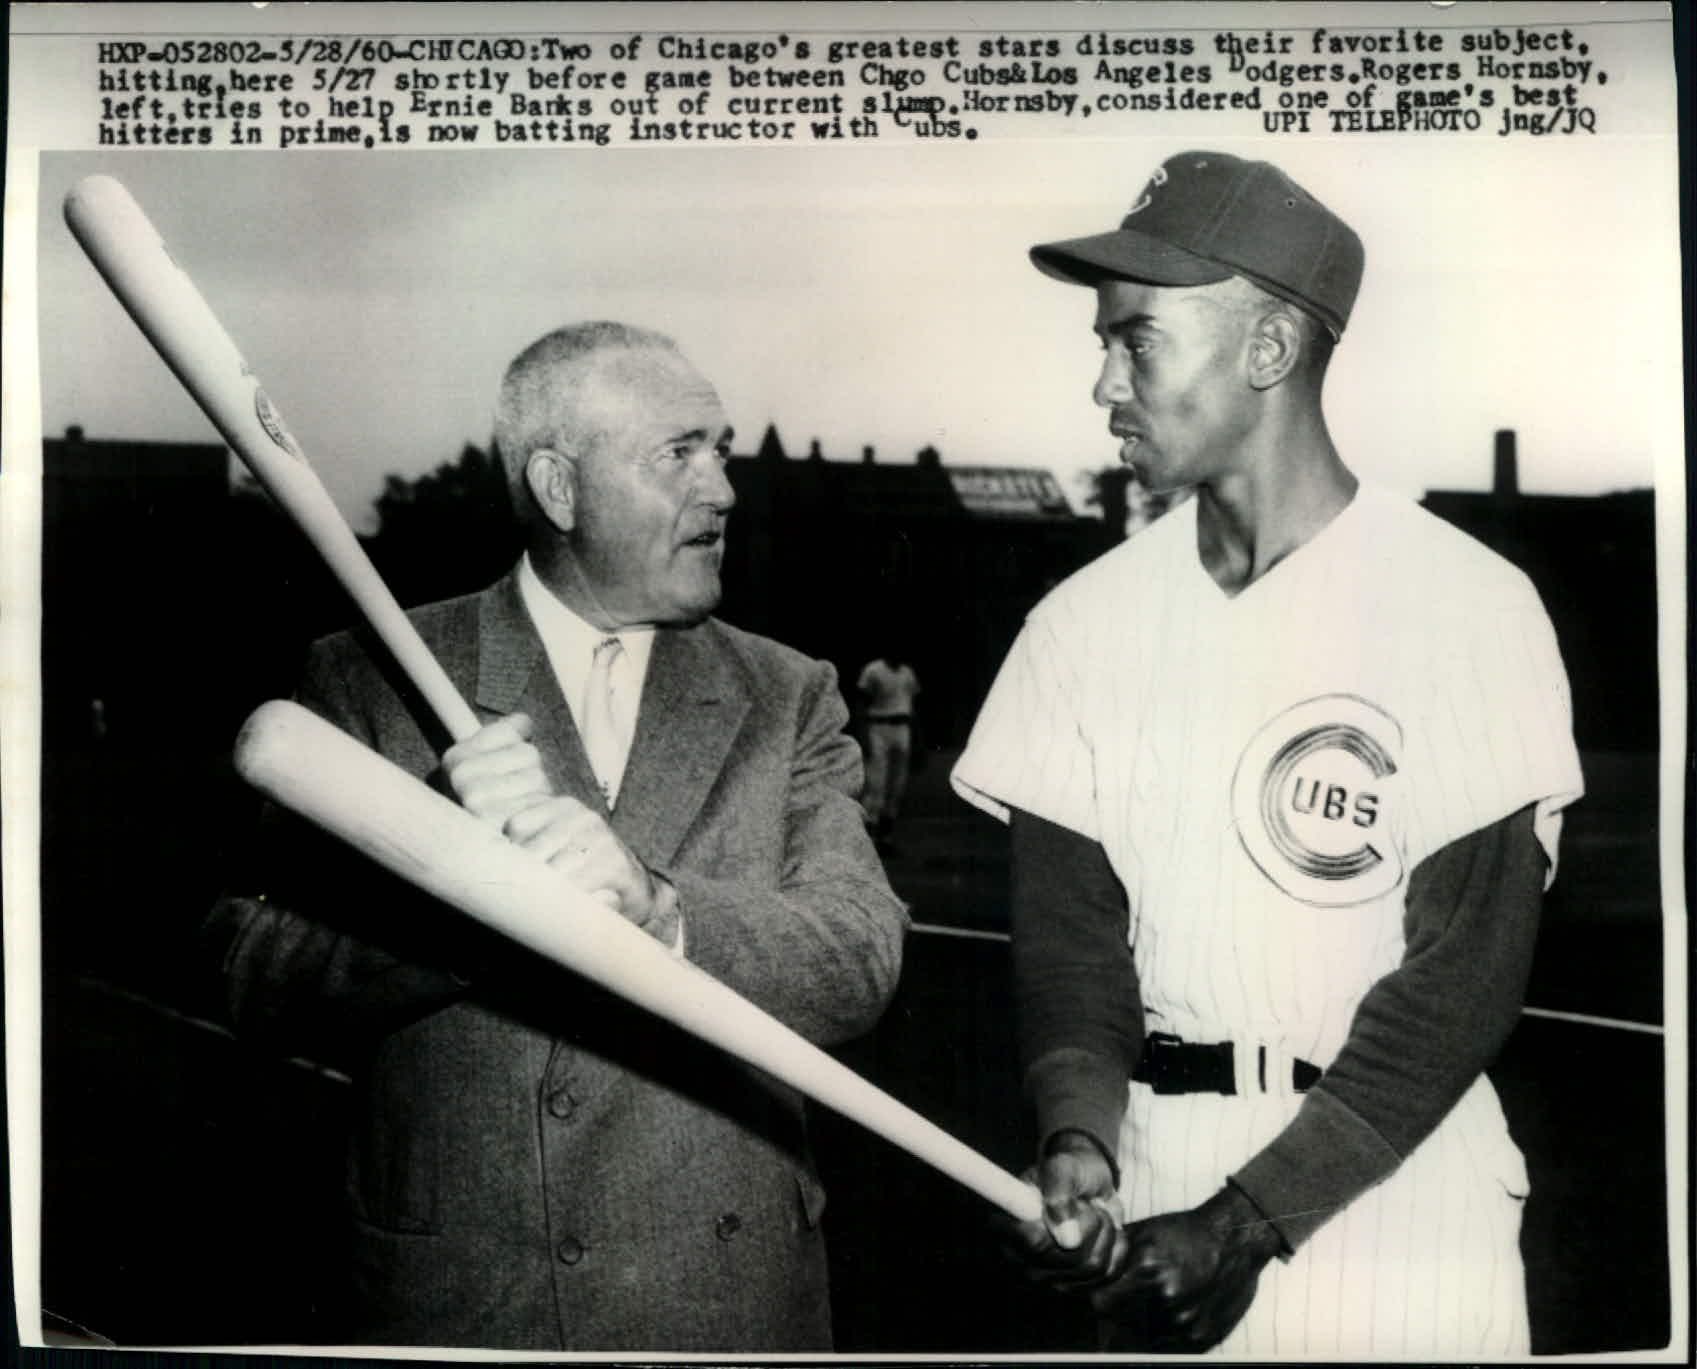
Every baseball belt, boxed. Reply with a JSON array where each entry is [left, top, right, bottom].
[[1133, 1032, 1323, 1096]]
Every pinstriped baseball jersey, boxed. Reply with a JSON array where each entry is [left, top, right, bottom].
[[954, 482, 1583, 1357]]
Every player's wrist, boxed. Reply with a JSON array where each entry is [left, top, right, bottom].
[[1040, 1129, 1120, 1219], [1208, 1182, 1286, 1263], [1043, 1127, 1116, 1173]]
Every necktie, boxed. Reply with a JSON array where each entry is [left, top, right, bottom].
[[582, 635, 628, 807]]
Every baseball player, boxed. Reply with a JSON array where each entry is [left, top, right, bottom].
[[857, 649, 921, 847], [952, 151, 1584, 1356]]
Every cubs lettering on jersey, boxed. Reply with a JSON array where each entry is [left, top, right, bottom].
[[1232, 694, 1403, 906]]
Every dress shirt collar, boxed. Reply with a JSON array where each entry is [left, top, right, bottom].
[[516, 553, 656, 731]]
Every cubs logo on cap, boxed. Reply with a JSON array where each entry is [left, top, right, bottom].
[[1030, 150, 1365, 339], [1232, 695, 1404, 906], [1126, 164, 1168, 217]]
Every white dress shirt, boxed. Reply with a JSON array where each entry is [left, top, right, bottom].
[[515, 555, 684, 956], [517, 553, 656, 807]]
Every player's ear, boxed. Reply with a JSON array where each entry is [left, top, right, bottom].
[[1246, 309, 1302, 390], [525, 448, 579, 533]]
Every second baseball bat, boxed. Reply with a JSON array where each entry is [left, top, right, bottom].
[[236, 698, 1044, 1224], [62, 174, 481, 743]]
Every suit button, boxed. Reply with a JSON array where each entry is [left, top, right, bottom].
[[556, 1237, 585, 1265], [546, 1089, 576, 1119], [714, 1213, 742, 1241]]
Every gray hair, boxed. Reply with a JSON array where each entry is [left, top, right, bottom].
[[492, 321, 679, 519]]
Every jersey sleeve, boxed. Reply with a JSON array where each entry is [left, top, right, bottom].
[[951, 607, 1100, 842], [1400, 578, 1584, 882]]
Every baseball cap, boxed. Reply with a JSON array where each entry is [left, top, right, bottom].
[[1030, 151, 1365, 339]]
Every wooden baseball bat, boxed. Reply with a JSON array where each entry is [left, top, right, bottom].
[[235, 698, 1044, 1224], [62, 174, 482, 743]]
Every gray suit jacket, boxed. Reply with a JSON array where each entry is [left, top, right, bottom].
[[206, 570, 908, 1351]]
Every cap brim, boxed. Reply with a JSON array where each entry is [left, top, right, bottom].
[[1030, 228, 1233, 289]]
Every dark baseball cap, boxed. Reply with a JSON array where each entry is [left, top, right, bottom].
[[1030, 151, 1365, 339]]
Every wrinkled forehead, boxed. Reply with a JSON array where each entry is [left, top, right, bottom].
[[570, 344, 727, 447]]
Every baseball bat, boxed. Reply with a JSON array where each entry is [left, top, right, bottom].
[[236, 698, 1044, 1225], [62, 175, 482, 744]]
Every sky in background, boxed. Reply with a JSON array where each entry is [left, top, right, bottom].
[[35, 133, 1680, 530]]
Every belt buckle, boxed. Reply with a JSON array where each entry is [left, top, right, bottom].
[[1140, 1033, 1239, 1096], [1143, 1033, 1183, 1095], [1142, 1033, 1197, 1095]]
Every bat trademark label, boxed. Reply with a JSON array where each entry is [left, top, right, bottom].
[[254, 386, 304, 460]]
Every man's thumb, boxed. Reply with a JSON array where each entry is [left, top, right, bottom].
[[1045, 1196, 1091, 1250]]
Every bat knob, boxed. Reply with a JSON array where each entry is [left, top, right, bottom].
[[234, 698, 314, 791], [1051, 1216, 1086, 1248], [64, 174, 146, 242]]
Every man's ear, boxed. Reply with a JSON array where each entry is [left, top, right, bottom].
[[525, 448, 578, 533], [1246, 310, 1303, 391]]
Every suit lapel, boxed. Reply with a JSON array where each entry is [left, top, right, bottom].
[[474, 573, 605, 807], [475, 576, 749, 846], [613, 626, 750, 867]]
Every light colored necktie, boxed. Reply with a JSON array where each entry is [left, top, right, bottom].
[[582, 635, 629, 807]]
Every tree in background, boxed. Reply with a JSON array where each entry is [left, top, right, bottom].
[[366, 443, 522, 607]]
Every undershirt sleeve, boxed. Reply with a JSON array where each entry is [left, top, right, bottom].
[[1010, 808, 1142, 1177], [1231, 803, 1548, 1252]]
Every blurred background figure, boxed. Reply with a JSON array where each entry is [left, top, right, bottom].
[[857, 645, 922, 852]]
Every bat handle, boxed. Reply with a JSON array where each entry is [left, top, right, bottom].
[[989, 1176, 1046, 1226], [220, 424, 481, 743], [325, 539, 482, 742]]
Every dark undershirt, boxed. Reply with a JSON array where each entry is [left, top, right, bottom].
[[1010, 803, 1548, 1252]]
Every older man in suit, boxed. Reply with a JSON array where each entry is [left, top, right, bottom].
[[205, 322, 908, 1351]]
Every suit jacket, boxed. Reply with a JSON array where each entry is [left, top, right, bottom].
[[206, 570, 908, 1351]]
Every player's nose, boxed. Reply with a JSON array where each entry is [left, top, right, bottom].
[[696, 451, 737, 512], [1093, 351, 1132, 408]]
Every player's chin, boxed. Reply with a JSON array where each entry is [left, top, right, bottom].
[[1122, 451, 1158, 488], [1132, 463, 1185, 497], [657, 564, 723, 624]]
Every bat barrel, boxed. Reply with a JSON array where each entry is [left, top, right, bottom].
[[64, 175, 253, 440]]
